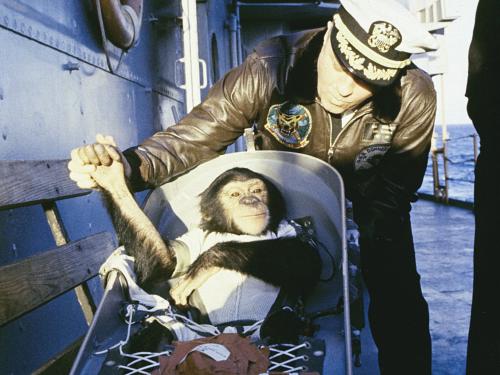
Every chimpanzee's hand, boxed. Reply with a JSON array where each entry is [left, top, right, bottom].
[[68, 134, 131, 189], [170, 267, 221, 307], [90, 159, 128, 195]]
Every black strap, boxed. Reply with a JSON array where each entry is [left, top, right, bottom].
[[95, 0, 126, 73]]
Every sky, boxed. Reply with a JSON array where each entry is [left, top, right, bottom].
[[415, 0, 479, 125]]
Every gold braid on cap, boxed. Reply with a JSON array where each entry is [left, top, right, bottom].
[[336, 30, 366, 70], [337, 31, 397, 81]]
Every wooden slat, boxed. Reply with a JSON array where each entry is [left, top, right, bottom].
[[43, 201, 97, 325], [33, 336, 84, 375], [0, 232, 116, 326], [0, 160, 90, 210], [43, 201, 71, 246]]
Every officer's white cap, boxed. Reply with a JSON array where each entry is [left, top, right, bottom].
[[331, 0, 438, 86]]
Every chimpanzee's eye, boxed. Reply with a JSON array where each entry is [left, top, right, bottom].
[[230, 191, 240, 198], [252, 188, 262, 194]]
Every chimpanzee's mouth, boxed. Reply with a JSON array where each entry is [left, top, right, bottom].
[[240, 213, 267, 218]]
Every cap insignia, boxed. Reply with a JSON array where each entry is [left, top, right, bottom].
[[333, 13, 410, 82], [368, 22, 402, 54]]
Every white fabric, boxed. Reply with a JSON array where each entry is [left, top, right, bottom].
[[339, 0, 438, 53], [98, 248, 271, 344], [100, 220, 297, 329], [175, 220, 297, 263], [341, 109, 356, 128], [175, 220, 297, 325], [100, 247, 171, 311], [99, 251, 225, 341]]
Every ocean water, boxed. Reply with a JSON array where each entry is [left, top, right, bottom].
[[419, 123, 478, 203]]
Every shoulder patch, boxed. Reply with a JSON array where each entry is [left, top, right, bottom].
[[264, 102, 312, 149]]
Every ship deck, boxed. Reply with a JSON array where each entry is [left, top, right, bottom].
[[354, 199, 474, 375]]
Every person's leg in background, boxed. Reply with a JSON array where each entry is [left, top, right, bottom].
[[360, 213, 431, 375]]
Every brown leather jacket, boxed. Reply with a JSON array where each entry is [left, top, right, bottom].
[[125, 29, 436, 218]]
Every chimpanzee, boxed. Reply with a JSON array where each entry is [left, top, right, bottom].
[[90, 159, 321, 332]]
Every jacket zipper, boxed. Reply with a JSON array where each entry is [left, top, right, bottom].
[[327, 114, 334, 161], [327, 107, 373, 162]]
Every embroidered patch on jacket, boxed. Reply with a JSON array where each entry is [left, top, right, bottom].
[[354, 144, 390, 171], [264, 102, 312, 149], [363, 123, 396, 143]]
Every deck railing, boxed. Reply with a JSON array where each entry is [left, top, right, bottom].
[[430, 131, 478, 204]]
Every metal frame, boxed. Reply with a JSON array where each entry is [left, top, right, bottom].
[[71, 150, 353, 374]]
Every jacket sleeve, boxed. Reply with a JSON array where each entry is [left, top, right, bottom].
[[124, 53, 274, 191], [354, 69, 437, 233]]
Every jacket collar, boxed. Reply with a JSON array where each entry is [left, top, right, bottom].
[[283, 28, 325, 103]]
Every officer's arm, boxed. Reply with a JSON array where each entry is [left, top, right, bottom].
[[123, 53, 274, 191], [354, 71, 436, 237]]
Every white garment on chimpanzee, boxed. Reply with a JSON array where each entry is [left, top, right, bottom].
[[172, 220, 297, 325]]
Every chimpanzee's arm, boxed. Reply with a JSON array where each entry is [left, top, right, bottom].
[[89, 159, 178, 290], [185, 238, 321, 294], [102, 191, 177, 289]]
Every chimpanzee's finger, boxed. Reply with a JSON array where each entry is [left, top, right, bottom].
[[171, 282, 189, 306]]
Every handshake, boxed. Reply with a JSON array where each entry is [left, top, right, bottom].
[[68, 134, 131, 195]]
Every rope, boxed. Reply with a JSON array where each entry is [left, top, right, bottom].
[[444, 134, 477, 142], [94, 304, 136, 355], [168, 312, 222, 336], [93, 303, 308, 374], [95, 0, 127, 73], [446, 177, 475, 183], [443, 156, 476, 165], [93, 304, 172, 375], [267, 342, 311, 373], [118, 350, 171, 375], [241, 319, 265, 335]]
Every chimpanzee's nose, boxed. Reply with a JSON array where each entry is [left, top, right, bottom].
[[240, 196, 259, 205]]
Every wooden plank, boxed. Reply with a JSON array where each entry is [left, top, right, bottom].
[[0, 232, 116, 326], [33, 336, 84, 375], [43, 201, 96, 324], [73, 283, 97, 326], [43, 201, 71, 246], [0, 160, 90, 210]]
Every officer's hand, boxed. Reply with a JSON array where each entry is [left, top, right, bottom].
[[68, 134, 131, 189]]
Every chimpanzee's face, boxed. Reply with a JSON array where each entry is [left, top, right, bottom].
[[198, 167, 285, 235], [219, 178, 270, 235]]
